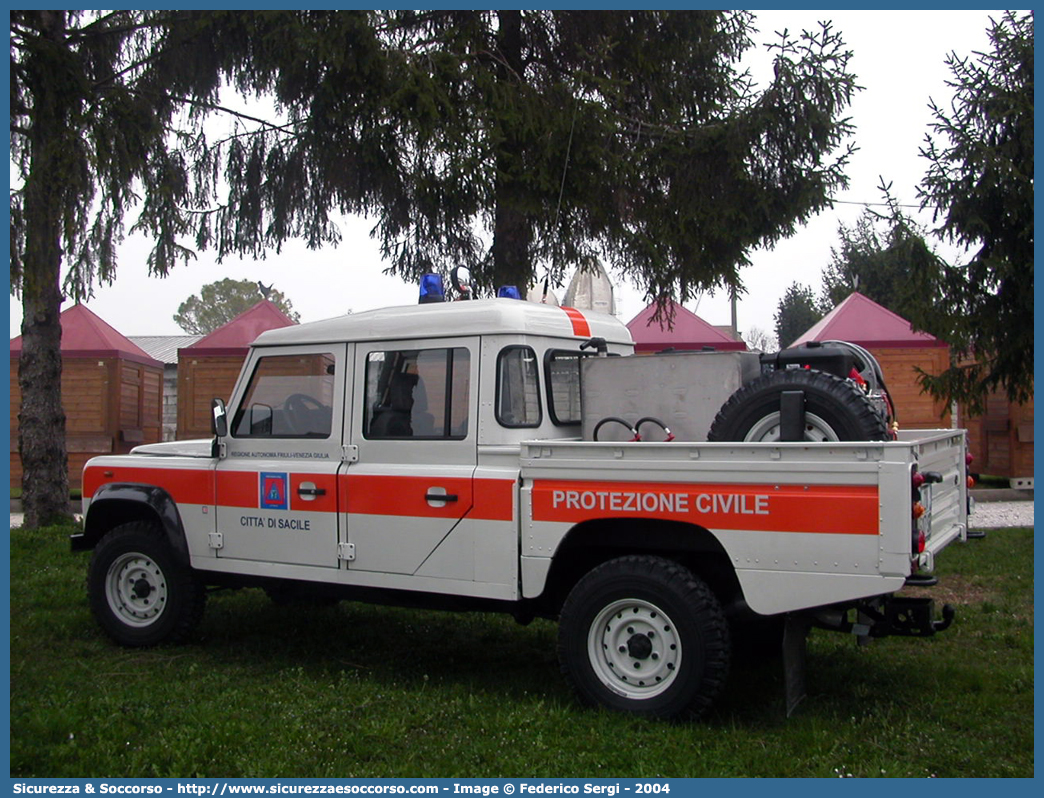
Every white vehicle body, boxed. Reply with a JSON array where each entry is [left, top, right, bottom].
[[76, 298, 969, 718]]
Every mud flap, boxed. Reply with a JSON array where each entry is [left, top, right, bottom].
[[782, 614, 811, 717]]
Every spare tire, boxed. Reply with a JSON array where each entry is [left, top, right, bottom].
[[707, 368, 888, 443]]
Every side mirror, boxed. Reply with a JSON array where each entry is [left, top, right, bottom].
[[211, 398, 228, 438]]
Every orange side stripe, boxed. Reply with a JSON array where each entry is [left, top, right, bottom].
[[339, 475, 515, 521], [469, 478, 516, 521], [85, 463, 514, 524], [341, 474, 474, 519], [216, 470, 339, 513], [83, 465, 215, 506], [530, 480, 880, 535]]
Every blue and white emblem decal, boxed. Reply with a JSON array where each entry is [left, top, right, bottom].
[[260, 472, 289, 510]]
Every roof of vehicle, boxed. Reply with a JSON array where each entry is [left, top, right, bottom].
[[252, 299, 634, 348]]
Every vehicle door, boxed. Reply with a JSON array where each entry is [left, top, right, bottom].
[[214, 344, 348, 568], [345, 339, 477, 575]]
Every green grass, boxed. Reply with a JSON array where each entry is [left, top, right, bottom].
[[10, 523, 1033, 778], [973, 474, 1015, 489]]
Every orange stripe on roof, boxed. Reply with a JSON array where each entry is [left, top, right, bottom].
[[560, 306, 591, 337]]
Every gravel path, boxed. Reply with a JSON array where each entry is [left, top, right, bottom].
[[969, 500, 1034, 529]]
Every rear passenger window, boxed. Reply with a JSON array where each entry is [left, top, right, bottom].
[[545, 350, 586, 426], [364, 348, 470, 439], [497, 346, 541, 427]]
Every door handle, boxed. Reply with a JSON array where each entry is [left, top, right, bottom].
[[298, 486, 326, 497], [425, 492, 458, 502]]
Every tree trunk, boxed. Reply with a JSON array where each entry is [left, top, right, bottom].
[[491, 10, 533, 294], [19, 11, 73, 528]]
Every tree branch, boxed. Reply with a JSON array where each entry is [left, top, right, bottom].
[[68, 11, 191, 43], [163, 93, 295, 132]]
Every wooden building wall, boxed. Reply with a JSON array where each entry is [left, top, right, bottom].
[[177, 354, 247, 440], [872, 346, 951, 430], [962, 393, 1034, 481], [10, 357, 162, 491]]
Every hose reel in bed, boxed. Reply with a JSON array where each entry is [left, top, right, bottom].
[[592, 416, 675, 442]]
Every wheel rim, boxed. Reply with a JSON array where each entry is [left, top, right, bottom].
[[588, 598, 681, 699], [105, 551, 168, 627], [743, 411, 840, 442]]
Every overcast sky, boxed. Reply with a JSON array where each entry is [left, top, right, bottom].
[[8, 9, 1002, 342]]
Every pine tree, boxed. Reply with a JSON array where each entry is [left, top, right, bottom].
[[915, 11, 1034, 411], [10, 11, 228, 526], [190, 11, 859, 301], [774, 283, 822, 349], [820, 205, 943, 325]]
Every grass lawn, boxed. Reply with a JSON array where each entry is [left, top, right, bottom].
[[9, 521, 1033, 778]]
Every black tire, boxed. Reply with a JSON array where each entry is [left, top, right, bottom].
[[87, 521, 206, 647], [707, 368, 888, 443], [557, 555, 730, 719]]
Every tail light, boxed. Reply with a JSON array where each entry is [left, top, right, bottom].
[[910, 468, 942, 558], [911, 468, 926, 558]]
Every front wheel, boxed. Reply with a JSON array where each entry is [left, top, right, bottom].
[[87, 521, 205, 647], [557, 556, 730, 719]]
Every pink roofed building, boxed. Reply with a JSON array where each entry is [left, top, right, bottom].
[[790, 291, 946, 350], [176, 300, 297, 438], [791, 292, 950, 430], [10, 304, 164, 490], [627, 300, 747, 353]]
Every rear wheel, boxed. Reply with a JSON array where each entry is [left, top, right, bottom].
[[708, 369, 888, 442], [558, 555, 730, 719], [88, 521, 205, 646]]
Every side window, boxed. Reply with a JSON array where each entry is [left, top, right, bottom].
[[496, 346, 541, 428], [545, 350, 586, 426], [364, 347, 470, 439], [231, 353, 335, 439]]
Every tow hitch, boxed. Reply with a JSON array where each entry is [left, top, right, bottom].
[[824, 595, 956, 638], [866, 596, 956, 637]]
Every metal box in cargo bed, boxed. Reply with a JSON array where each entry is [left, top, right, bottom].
[[581, 351, 762, 442]]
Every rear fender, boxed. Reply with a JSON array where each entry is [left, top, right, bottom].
[[72, 483, 190, 566], [537, 518, 741, 613]]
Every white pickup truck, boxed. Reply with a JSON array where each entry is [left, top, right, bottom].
[[73, 297, 969, 718]]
